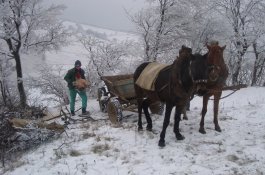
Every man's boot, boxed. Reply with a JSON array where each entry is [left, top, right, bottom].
[[71, 110, 75, 116], [82, 108, 90, 116]]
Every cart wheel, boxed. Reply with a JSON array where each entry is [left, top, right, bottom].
[[149, 102, 164, 115], [97, 87, 108, 112], [107, 98, 123, 124]]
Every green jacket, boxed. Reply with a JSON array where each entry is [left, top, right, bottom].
[[64, 68, 85, 89]]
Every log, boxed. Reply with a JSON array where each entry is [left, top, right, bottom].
[[8, 118, 64, 132]]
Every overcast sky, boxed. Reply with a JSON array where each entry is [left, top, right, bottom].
[[44, 0, 149, 32]]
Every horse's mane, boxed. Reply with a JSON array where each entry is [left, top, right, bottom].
[[170, 51, 193, 93]]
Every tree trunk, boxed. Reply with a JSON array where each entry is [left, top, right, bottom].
[[153, 0, 167, 61], [232, 40, 248, 85], [14, 51, 27, 107], [232, 52, 243, 85], [251, 42, 259, 86], [0, 80, 7, 105]]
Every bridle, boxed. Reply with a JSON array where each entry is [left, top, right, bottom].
[[208, 64, 221, 82]]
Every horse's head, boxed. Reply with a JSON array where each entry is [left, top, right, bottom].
[[177, 46, 209, 85], [206, 44, 226, 82]]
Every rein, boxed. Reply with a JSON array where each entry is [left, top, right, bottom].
[[192, 89, 239, 101], [208, 89, 239, 100]]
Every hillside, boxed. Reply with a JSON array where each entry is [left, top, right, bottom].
[[21, 21, 140, 77], [3, 87, 265, 175]]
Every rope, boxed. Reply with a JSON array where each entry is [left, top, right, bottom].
[[192, 87, 239, 101], [209, 89, 238, 100], [194, 84, 248, 101]]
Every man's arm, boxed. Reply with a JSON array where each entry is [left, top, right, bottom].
[[64, 71, 71, 82]]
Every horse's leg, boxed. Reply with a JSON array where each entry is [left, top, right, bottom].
[[174, 106, 185, 140], [214, 92, 222, 132], [182, 107, 188, 120], [199, 94, 210, 134], [137, 98, 143, 131], [158, 103, 173, 147], [142, 99, 152, 131]]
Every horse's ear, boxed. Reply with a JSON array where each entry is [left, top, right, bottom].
[[221, 45, 226, 51], [190, 54, 196, 60], [182, 45, 186, 49]]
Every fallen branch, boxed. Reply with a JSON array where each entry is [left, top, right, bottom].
[[8, 118, 65, 132]]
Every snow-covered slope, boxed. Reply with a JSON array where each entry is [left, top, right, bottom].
[[3, 87, 265, 175]]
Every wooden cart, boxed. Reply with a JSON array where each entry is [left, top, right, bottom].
[[98, 74, 164, 124]]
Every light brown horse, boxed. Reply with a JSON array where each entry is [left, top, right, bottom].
[[199, 43, 229, 134]]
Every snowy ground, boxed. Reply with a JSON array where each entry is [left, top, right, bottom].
[[2, 87, 265, 175]]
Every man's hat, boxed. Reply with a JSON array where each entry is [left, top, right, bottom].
[[75, 60, 81, 67]]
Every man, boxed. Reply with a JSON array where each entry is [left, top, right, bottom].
[[64, 60, 89, 116]]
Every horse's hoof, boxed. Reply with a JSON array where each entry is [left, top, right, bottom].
[[138, 127, 143, 131], [215, 126, 222, 132], [158, 140, 165, 147], [176, 134, 185, 140], [146, 124, 153, 131], [146, 127, 152, 132], [199, 128, 206, 134]]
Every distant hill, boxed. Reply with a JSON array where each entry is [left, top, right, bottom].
[[21, 21, 140, 77]]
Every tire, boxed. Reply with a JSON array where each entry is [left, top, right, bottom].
[[97, 87, 108, 113], [149, 102, 164, 115], [107, 98, 123, 124]]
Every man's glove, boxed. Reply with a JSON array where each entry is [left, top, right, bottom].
[[78, 87, 85, 91]]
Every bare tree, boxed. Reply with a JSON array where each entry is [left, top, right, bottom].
[[130, 9, 156, 61], [29, 64, 69, 105], [79, 35, 130, 96], [131, 0, 224, 62], [131, 0, 180, 62], [251, 41, 265, 86], [0, 0, 69, 107], [214, 0, 265, 85]]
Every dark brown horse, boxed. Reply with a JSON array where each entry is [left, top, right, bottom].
[[133, 46, 208, 147], [198, 43, 228, 134]]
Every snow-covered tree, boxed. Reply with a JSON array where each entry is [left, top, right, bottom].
[[131, 0, 225, 62], [132, 0, 265, 86], [79, 34, 132, 96], [29, 64, 69, 106], [0, 0, 69, 107], [251, 39, 265, 86], [214, 0, 265, 85]]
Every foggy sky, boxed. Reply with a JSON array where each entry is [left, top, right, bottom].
[[44, 0, 148, 32]]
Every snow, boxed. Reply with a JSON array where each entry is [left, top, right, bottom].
[[2, 22, 265, 175], [3, 87, 265, 175]]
